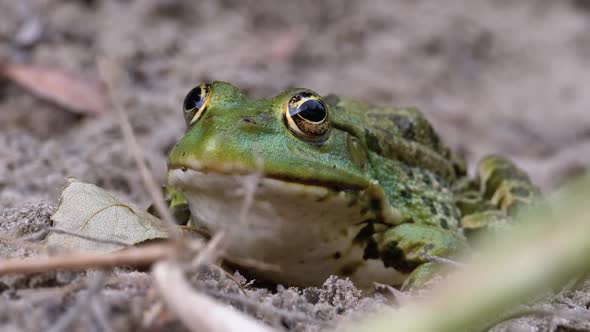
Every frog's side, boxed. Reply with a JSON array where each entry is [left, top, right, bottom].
[[167, 81, 539, 289]]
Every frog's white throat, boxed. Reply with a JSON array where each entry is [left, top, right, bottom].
[[167, 168, 406, 288]]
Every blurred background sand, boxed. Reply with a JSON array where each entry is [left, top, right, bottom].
[[1, 0, 589, 208]]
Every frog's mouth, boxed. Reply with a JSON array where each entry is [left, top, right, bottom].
[[168, 160, 369, 192], [167, 165, 371, 225], [167, 166, 405, 288]]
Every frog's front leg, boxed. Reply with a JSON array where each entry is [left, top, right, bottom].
[[375, 223, 468, 289], [147, 186, 191, 225], [456, 155, 540, 235]]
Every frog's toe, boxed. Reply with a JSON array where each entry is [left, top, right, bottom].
[[477, 155, 540, 212], [457, 155, 541, 237], [461, 210, 511, 238], [490, 180, 538, 216]]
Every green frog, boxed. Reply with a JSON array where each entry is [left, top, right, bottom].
[[167, 81, 538, 289]]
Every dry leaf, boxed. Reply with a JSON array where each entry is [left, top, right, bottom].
[[46, 178, 169, 252], [0, 60, 108, 115]]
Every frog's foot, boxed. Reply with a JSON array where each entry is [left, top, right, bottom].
[[459, 155, 540, 234], [478, 155, 539, 212], [376, 223, 468, 290], [461, 210, 512, 238]]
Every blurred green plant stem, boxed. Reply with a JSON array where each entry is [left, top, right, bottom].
[[350, 172, 590, 332]]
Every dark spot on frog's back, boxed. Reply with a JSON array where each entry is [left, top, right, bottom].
[[422, 173, 433, 186], [429, 204, 437, 215], [365, 129, 382, 154], [421, 197, 437, 215], [399, 188, 412, 200], [441, 204, 452, 218], [388, 114, 415, 140], [429, 127, 442, 148]]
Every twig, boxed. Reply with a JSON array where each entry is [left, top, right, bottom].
[[47, 272, 107, 332], [191, 231, 226, 268], [0, 239, 273, 277], [97, 58, 181, 243], [91, 297, 115, 332], [153, 260, 275, 332], [25, 226, 131, 247], [18, 228, 50, 242], [14, 277, 88, 303], [421, 254, 465, 268], [373, 282, 411, 306], [557, 298, 589, 312], [203, 288, 327, 326], [0, 242, 173, 276], [141, 301, 164, 329]]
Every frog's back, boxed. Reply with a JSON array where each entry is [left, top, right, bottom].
[[325, 95, 458, 182], [325, 95, 462, 230]]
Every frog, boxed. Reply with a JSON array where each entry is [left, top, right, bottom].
[[166, 81, 539, 289]]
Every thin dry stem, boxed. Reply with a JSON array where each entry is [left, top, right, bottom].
[[153, 260, 275, 332], [203, 288, 326, 326], [91, 297, 115, 332], [0, 242, 173, 276], [47, 272, 107, 332], [141, 301, 165, 329], [373, 282, 411, 306], [42, 226, 130, 247], [421, 254, 465, 268], [97, 58, 181, 243]]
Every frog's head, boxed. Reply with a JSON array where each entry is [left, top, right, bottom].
[[168, 81, 375, 190], [167, 82, 399, 285]]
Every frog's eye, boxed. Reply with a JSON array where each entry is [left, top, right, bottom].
[[285, 92, 330, 143], [183, 83, 211, 126]]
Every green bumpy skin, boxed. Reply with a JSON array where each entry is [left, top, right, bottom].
[[167, 81, 540, 289]]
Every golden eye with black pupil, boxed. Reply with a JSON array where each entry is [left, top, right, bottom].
[[285, 92, 330, 143], [183, 84, 211, 126]]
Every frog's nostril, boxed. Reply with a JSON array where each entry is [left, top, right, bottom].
[[239, 117, 257, 126]]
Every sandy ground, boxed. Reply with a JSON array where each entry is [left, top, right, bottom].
[[1, 0, 590, 331]]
